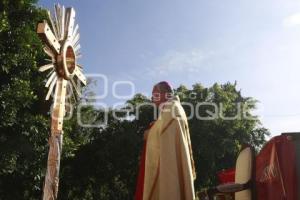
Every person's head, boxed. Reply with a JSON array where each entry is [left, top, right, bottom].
[[152, 81, 174, 106]]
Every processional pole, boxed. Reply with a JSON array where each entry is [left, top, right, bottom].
[[36, 4, 86, 200]]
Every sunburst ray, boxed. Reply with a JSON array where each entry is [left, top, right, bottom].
[[74, 44, 81, 54], [73, 67, 87, 85], [71, 24, 79, 42], [45, 71, 57, 87], [59, 6, 65, 40], [70, 78, 81, 97], [46, 76, 57, 100], [43, 46, 55, 59], [37, 4, 87, 199], [38, 3, 86, 101], [39, 64, 54, 72], [47, 10, 58, 39], [72, 33, 80, 47], [65, 8, 75, 39]]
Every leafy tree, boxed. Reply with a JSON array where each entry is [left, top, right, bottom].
[[0, 1, 269, 199], [174, 83, 269, 189], [0, 0, 49, 199], [0, 1, 91, 199], [59, 83, 269, 199]]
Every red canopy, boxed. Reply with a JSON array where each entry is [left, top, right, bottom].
[[256, 134, 299, 200], [216, 133, 299, 199]]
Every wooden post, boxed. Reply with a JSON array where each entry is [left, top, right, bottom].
[[43, 78, 67, 200], [37, 5, 86, 200]]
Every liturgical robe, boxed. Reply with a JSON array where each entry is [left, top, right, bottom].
[[141, 96, 196, 200]]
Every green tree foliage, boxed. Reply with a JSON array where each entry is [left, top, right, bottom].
[[0, 0, 49, 199], [174, 83, 269, 188], [59, 84, 269, 199], [0, 1, 269, 199], [0, 1, 90, 199]]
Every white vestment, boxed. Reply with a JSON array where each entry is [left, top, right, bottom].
[[143, 96, 196, 200]]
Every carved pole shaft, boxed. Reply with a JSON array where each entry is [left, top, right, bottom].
[[43, 78, 67, 200]]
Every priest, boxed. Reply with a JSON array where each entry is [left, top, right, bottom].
[[135, 81, 196, 200]]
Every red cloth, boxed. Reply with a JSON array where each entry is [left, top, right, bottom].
[[217, 168, 235, 200], [135, 122, 155, 200], [134, 141, 147, 200], [217, 168, 235, 184], [256, 135, 298, 200]]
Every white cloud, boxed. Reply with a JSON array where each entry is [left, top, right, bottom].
[[283, 13, 300, 27], [151, 49, 211, 75]]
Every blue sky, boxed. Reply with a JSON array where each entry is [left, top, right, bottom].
[[38, 0, 300, 136]]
